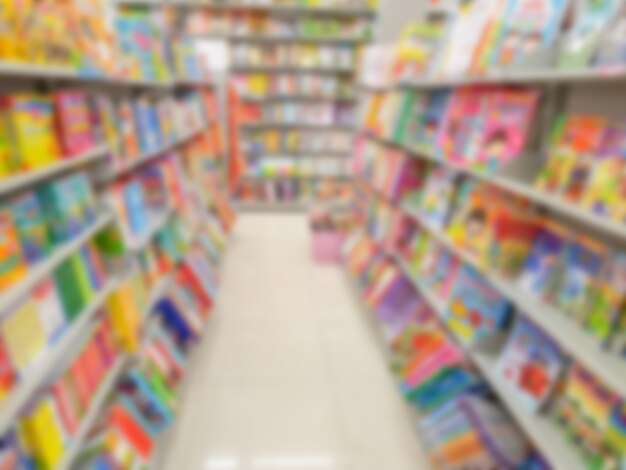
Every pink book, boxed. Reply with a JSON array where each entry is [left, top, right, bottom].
[[53, 91, 95, 157], [476, 89, 538, 172], [405, 344, 464, 387]]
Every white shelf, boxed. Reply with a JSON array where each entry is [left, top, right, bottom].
[[124, 208, 173, 252], [400, 206, 626, 399], [245, 150, 351, 157], [0, 211, 115, 316], [0, 145, 109, 198], [398, 68, 626, 89], [0, 277, 121, 436], [56, 355, 130, 470], [367, 134, 626, 241]]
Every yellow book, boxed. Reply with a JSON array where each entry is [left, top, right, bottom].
[[19, 394, 67, 470], [0, 297, 47, 373], [0, 93, 61, 172], [106, 280, 141, 352]]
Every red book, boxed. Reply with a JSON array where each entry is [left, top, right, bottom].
[[51, 377, 80, 435], [69, 353, 92, 409], [109, 403, 154, 460]]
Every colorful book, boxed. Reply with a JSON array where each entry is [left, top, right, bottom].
[[418, 166, 458, 230], [553, 236, 605, 320], [591, 4, 626, 69], [0, 207, 27, 289], [52, 90, 95, 156], [32, 279, 67, 344], [497, 316, 565, 412], [8, 191, 50, 264], [445, 265, 511, 345]]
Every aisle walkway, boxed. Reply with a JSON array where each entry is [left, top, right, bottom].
[[159, 214, 430, 470]]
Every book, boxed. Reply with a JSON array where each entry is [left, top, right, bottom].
[[497, 316, 566, 412], [0, 93, 60, 171], [490, 208, 539, 277], [52, 90, 95, 156], [0, 207, 27, 289], [591, 4, 626, 69], [517, 222, 568, 299], [553, 236, 605, 320], [418, 166, 459, 230], [416, 90, 451, 154], [581, 123, 626, 221], [0, 297, 47, 374], [8, 191, 50, 264], [445, 265, 511, 345], [488, 0, 569, 68], [31, 279, 67, 344], [0, 336, 16, 403], [586, 253, 626, 345], [107, 280, 142, 353], [475, 88, 538, 172], [558, 0, 622, 70], [53, 253, 92, 320], [535, 115, 607, 199]]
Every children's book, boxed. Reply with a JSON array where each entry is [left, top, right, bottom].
[[488, 0, 569, 68], [517, 222, 568, 298], [437, 88, 484, 165], [445, 265, 511, 345], [591, 4, 626, 69], [8, 192, 50, 264], [535, 115, 607, 200], [475, 88, 538, 172], [32, 279, 66, 344], [586, 253, 626, 345], [558, 0, 622, 70], [416, 90, 451, 154], [496, 316, 565, 412], [422, 248, 461, 299], [490, 208, 539, 277], [418, 167, 459, 230], [581, 123, 626, 220], [0, 207, 27, 289], [553, 235, 605, 319], [52, 90, 95, 156]]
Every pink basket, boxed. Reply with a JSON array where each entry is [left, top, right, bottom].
[[311, 231, 345, 264]]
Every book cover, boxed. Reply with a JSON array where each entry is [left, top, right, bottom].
[[586, 253, 626, 344], [581, 123, 626, 220], [445, 265, 511, 345], [517, 223, 568, 299], [437, 88, 483, 165], [416, 90, 451, 154], [418, 166, 459, 230], [497, 316, 565, 412], [490, 208, 539, 277], [489, 0, 569, 68], [475, 88, 538, 172], [0, 336, 16, 403], [0, 207, 27, 289], [558, 0, 621, 70], [31, 279, 66, 344], [554, 236, 605, 319], [8, 191, 50, 264], [591, 3, 626, 69], [52, 90, 95, 156], [107, 281, 142, 353], [0, 297, 47, 374]]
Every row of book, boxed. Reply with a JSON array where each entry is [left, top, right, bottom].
[[357, 143, 626, 354], [243, 128, 352, 155], [0, 205, 231, 469], [245, 156, 350, 178], [239, 102, 354, 126], [0, 173, 98, 289], [181, 10, 371, 38], [362, 86, 538, 174], [0, 1, 212, 83], [235, 177, 351, 203], [233, 73, 355, 98], [232, 43, 355, 68], [391, 0, 626, 81], [364, 86, 626, 225], [0, 88, 218, 181], [345, 225, 626, 469]]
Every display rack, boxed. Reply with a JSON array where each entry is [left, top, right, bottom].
[[349, 34, 626, 465]]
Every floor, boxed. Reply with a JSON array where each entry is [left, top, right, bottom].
[[158, 214, 430, 470]]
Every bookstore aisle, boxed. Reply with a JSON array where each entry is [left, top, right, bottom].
[[157, 213, 430, 470]]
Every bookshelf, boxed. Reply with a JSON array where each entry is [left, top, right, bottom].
[[174, 0, 376, 208], [0, 1, 232, 467]]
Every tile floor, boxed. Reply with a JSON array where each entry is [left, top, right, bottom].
[[157, 213, 431, 470]]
